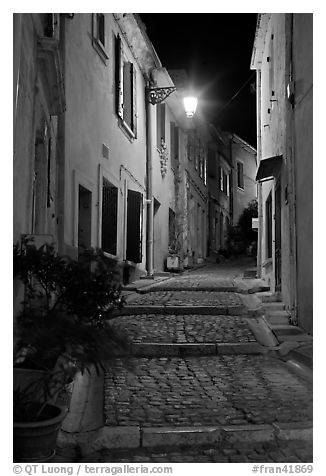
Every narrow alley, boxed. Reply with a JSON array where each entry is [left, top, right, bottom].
[[13, 13, 313, 467], [57, 258, 313, 463]]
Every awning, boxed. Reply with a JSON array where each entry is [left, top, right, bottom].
[[255, 155, 283, 182]]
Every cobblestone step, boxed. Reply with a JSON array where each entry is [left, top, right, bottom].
[[57, 422, 313, 462], [258, 292, 283, 303], [265, 311, 290, 326], [130, 342, 265, 357], [103, 355, 312, 429], [91, 438, 314, 463], [117, 304, 245, 316], [109, 314, 257, 347]]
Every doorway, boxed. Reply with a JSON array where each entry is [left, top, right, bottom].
[[275, 183, 282, 291], [78, 185, 92, 258]]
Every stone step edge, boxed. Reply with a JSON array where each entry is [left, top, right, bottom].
[[135, 286, 270, 294], [130, 342, 265, 357], [113, 305, 246, 316], [57, 421, 312, 458]]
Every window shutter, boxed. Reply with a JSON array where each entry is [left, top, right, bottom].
[[115, 35, 123, 119], [126, 190, 143, 263], [132, 63, 137, 137], [123, 62, 132, 128], [101, 179, 118, 255], [97, 14, 105, 46], [220, 167, 223, 191], [170, 123, 175, 167], [175, 126, 179, 162]]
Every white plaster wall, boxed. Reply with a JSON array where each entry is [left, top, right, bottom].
[[64, 14, 147, 273], [293, 14, 313, 332]]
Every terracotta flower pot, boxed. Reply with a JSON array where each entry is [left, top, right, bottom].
[[13, 403, 67, 462]]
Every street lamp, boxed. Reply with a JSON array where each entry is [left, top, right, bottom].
[[145, 84, 198, 278], [183, 96, 198, 118], [146, 86, 198, 118]]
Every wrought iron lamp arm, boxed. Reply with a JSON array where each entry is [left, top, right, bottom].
[[146, 86, 177, 105]]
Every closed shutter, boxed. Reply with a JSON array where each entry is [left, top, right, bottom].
[[170, 123, 175, 168], [132, 63, 137, 137], [156, 103, 165, 146], [101, 179, 118, 255], [123, 62, 132, 128], [126, 190, 142, 263], [115, 34, 123, 119], [237, 162, 244, 189]]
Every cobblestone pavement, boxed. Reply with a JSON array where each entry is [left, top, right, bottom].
[[148, 274, 235, 290], [104, 355, 312, 428], [110, 314, 256, 343], [98, 440, 313, 463], [126, 291, 243, 307]]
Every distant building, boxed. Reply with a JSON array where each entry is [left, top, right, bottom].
[[251, 14, 313, 333], [207, 126, 257, 256], [230, 134, 257, 226]]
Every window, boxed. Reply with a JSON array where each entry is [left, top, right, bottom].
[[126, 190, 143, 263], [97, 14, 105, 46], [157, 104, 166, 147], [237, 162, 244, 189], [43, 14, 60, 40], [101, 178, 118, 255], [32, 119, 53, 234], [194, 137, 200, 170], [220, 167, 224, 191], [92, 14, 108, 63], [115, 34, 137, 137], [268, 33, 275, 101], [170, 122, 179, 170], [168, 208, 176, 251], [187, 131, 194, 161], [266, 192, 273, 259], [203, 153, 207, 186], [199, 146, 204, 179], [223, 170, 228, 194], [207, 149, 216, 178], [226, 173, 230, 197]]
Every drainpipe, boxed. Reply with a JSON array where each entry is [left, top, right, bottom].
[[256, 69, 263, 278], [13, 13, 22, 146], [56, 15, 67, 254], [145, 84, 154, 277], [287, 13, 298, 323], [229, 135, 233, 225]]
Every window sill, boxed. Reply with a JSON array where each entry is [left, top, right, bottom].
[[237, 186, 245, 192], [102, 250, 118, 260], [92, 38, 109, 65], [118, 118, 135, 142], [262, 258, 272, 267], [124, 260, 136, 267]]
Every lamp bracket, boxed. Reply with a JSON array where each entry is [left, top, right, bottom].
[[146, 86, 177, 105]]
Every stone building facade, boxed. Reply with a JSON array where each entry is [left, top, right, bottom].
[[207, 127, 257, 256], [13, 13, 210, 287], [251, 14, 313, 333]]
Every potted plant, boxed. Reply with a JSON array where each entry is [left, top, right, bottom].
[[13, 238, 128, 462]]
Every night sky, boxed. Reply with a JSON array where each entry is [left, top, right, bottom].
[[139, 13, 258, 147]]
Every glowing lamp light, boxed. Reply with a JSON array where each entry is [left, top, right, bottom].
[[183, 96, 198, 118]]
